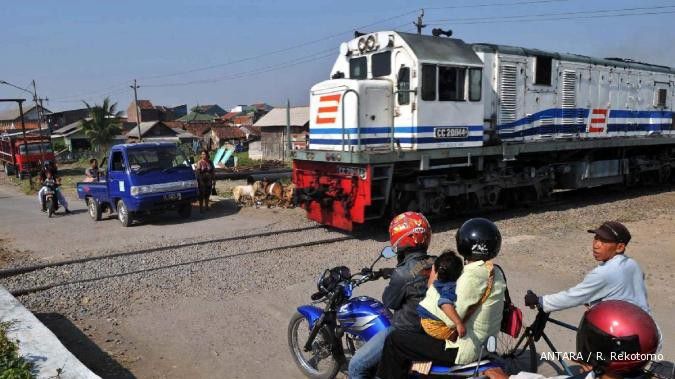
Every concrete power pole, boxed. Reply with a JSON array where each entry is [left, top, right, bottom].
[[31, 80, 46, 162], [130, 79, 142, 142]]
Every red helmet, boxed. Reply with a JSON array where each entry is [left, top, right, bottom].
[[388, 212, 431, 253], [577, 300, 659, 375]]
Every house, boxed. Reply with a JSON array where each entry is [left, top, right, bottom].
[[209, 126, 246, 147], [253, 106, 309, 161], [177, 111, 221, 123], [46, 108, 89, 131], [192, 104, 227, 117], [51, 120, 91, 151], [126, 121, 198, 144], [0, 104, 51, 132], [127, 101, 185, 123]]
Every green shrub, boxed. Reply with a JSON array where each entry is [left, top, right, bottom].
[[0, 321, 35, 379]]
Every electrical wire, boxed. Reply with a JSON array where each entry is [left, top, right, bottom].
[[426, 4, 675, 24]]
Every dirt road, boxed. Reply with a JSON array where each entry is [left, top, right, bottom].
[[0, 177, 673, 378]]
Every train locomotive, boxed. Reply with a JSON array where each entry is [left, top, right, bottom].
[[292, 30, 675, 231]]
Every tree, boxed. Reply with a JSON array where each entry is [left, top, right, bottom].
[[81, 97, 123, 154]]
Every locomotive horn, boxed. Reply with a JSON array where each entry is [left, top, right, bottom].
[[354, 30, 366, 38], [432, 28, 453, 38]]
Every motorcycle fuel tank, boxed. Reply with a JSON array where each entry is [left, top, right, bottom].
[[337, 296, 392, 341]]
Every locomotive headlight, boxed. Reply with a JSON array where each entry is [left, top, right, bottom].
[[357, 38, 366, 52], [366, 35, 376, 51]]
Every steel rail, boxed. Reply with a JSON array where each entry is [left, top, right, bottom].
[[0, 225, 327, 279]]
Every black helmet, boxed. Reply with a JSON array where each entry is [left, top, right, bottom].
[[455, 218, 501, 261]]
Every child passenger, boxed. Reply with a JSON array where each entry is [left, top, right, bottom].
[[417, 250, 465, 340]]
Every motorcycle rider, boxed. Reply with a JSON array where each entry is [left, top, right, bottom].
[[484, 300, 661, 379], [38, 160, 71, 214], [347, 211, 435, 379], [377, 218, 506, 379]]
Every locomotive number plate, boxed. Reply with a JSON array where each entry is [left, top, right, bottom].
[[337, 166, 368, 180], [434, 127, 469, 139]]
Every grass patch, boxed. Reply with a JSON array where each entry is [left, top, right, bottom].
[[0, 320, 35, 378]]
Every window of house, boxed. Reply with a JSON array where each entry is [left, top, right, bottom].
[[469, 68, 482, 101], [438, 66, 466, 101], [534, 55, 552, 86], [397, 66, 411, 105], [111, 151, 125, 171], [421, 64, 437, 101], [656, 88, 668, 108], [349, 57, 367, 79], [372, 51, 391, 77]]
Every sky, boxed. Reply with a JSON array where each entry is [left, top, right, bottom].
[[1, 0, 675, 113]]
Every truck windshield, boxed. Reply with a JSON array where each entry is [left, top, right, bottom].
[[127, 147, 190, 174], [18, 143, 53, 155]]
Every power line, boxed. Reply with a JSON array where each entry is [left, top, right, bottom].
[[426, 4, 675, 25], [425, 0, 571, 11], [144, 50, 337, 89]]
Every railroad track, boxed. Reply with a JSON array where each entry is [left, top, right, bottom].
[[0, 225, 354, 297]]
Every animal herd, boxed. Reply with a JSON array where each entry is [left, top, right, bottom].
[[232, 178, 296, 208]]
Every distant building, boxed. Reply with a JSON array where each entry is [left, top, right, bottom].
[[253, 106, 309, 161], [46, 108, 89, 131], [127, 100, 186, 123], [126, 121, 198, 144], [191, 104, 227, 117], [0, 104, 51, 132]]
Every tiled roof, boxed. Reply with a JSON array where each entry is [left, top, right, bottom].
[[220, 111, 241, 121], [233, 115, 253, 125], [0, 105, 52, 121], [212, 126, 246, 139]]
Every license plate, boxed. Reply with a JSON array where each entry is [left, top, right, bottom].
[[163, 192, 181, 201]]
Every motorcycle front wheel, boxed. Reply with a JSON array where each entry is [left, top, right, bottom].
[[287, 312, 341, 379]]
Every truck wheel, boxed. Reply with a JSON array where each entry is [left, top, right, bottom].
[[117, 200, 133, 227], [87, 198, 102, 221], [178, 203, 192, 219]]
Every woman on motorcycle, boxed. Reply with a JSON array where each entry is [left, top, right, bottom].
[[377, 218, 507, 379], [347, 211, 435, 379], [484, 300, 661, 379], [38, 160, 71, 214]]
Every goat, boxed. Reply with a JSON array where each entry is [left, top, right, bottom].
[[232, 184, 255, 206]]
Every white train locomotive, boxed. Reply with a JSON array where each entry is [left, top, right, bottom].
[[292, 30, 675, 231]]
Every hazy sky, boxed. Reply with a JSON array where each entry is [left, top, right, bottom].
[[1, 0, 674, 113]]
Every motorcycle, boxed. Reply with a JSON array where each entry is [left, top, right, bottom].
[[43, 182, 60, 218], [288, 246, 500, 379]]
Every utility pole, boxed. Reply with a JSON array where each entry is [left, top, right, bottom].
[[130, 79, 142, 142], [286, 99, 291, 161], [414, 9, 426, 35], [31, 80, 46, 162]]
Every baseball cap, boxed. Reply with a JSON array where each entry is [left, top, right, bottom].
[[588, 221, 631, 244]]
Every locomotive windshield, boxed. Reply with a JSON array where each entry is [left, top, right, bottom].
[[349, 51, 392, 79], [349, 57, 367, 79]]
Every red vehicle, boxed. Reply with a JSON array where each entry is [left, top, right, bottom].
[[0, 133, 54, 177]]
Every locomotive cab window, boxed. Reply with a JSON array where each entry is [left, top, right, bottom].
[[438, 66, 466, 101], [372, 51, 391, 77], [397, 66, 411, 105], [349, 57, 367, 79], [421, 64, 437, 101], [534, 55, 552, 86], [655, 88, 668, 108], [469, 68, 482, 101]]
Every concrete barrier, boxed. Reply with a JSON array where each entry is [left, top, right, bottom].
[[0, 286, 100, 379]]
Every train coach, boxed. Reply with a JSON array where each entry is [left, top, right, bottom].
[[291, 30, 675, 231]]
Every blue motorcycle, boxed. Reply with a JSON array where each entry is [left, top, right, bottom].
[[288, 247, 500, 379]]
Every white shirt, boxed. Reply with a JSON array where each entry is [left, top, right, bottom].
[[542, 254, 650, 314]]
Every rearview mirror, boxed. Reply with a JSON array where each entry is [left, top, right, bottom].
[[485, 336, 496, 353], [380, 246, 396, 259]]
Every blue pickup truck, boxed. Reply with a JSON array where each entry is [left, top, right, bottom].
[[77, 142, 198, 227]]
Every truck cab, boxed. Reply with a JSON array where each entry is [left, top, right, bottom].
[[77, 142, 198, 226]]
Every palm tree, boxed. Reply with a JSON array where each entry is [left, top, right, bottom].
[[81, 97, 123, 155]]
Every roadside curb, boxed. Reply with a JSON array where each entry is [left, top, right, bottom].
[[0, 286, 101, 379]]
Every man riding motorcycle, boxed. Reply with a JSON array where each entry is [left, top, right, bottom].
[[37, 160, 71, 214], [485, 300, 661, 379], [347, 211, 435, 379]]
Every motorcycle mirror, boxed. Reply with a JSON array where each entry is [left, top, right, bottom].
[[485, 335, 496, 353], [380, 246, 396, 259]]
